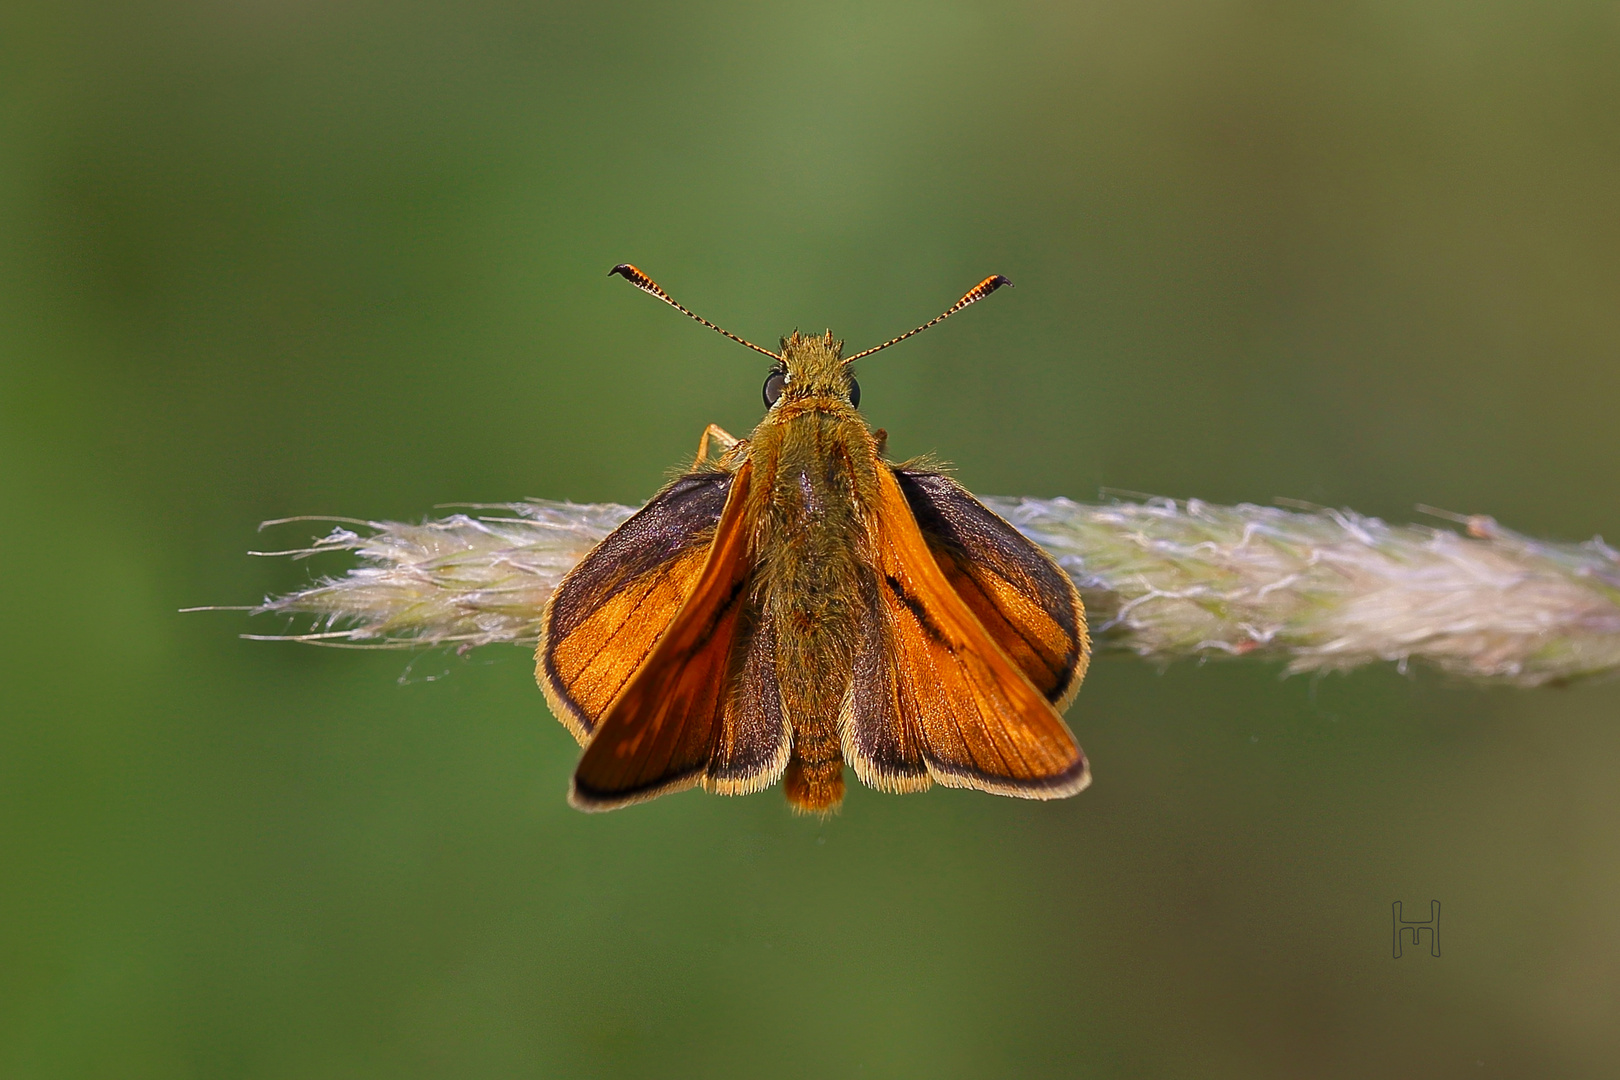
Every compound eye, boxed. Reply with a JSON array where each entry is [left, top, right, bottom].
[[848, 377, 861, 409], [762, 369, 787, 407]]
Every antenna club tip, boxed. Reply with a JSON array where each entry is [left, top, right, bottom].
[[958, 274, 1012, 307], [608, 263, 667, 298]]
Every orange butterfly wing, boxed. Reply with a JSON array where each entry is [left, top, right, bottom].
[[842, 465, 1089, 799], [563, 462, 790, 810], [894, 470, 1090, 709], [538, 471, 735, 743]]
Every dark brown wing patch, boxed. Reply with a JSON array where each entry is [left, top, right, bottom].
[[538, 471, 732, 743], [840, 572, 931, 794], [706, 605, 791, 795], [895, 470, 1089, 709]]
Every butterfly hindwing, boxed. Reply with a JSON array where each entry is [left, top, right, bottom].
[[894, 469, 1090, 708], [706, 604, 791, 795], [841, 465, 1089, 799], [841, 570, 932, 794], [567, 462, 790, 810]]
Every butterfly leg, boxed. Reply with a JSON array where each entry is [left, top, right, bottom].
[[693, 423, 740, 469]]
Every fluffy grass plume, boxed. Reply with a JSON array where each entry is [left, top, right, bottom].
[[226, 495, 1620, 687]]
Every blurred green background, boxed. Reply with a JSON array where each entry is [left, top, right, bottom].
[[4, 1, 1619, 1076]]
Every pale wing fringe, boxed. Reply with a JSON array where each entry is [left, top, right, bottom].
[[239, 495, 1620, 687]]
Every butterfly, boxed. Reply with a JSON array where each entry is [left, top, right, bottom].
[[537, 265, 1090, 813]]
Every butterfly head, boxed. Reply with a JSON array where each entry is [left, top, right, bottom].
[[763, 331, 860, 412]]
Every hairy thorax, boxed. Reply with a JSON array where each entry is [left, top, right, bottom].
[[749, 402, 878, 699]]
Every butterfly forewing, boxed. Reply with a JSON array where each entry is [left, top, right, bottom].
[[895, 470, 1090, 708], [567, 463, 790, 810], [841, 466, 1089, 798], [538, 471, 733, 743]]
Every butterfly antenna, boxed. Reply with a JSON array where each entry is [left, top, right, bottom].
[[842, 275, 1011, 365], [609, 264, 781, 361]]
